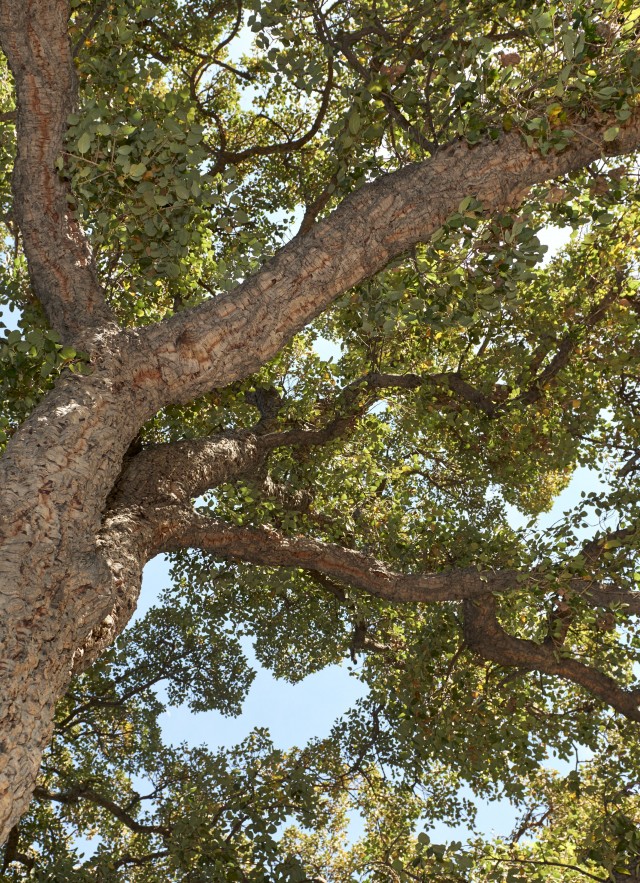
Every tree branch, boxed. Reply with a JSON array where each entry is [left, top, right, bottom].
[[213, 58, 334, 169], [159, 511, 522, 602], [156, 512, 640, 618], [1, 824, 33, 871], [136, 111, 640, 409], [0, 0, 116, 343], [112, 849, 171, 870], [516, 271, 626, 408], [489, 855, 608, 883], [463, 595, 640, 722], [256, 475, 313, 513], [33, 784, 171, 837], [71, 0, 109, 58], [106, 429, 266, 510]]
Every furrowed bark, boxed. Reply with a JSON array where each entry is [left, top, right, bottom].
[[0, 0, 126, 841], [0, 0, 115, 344], [0, 349, 155, 842], [84, 424, 349, 664], [138, 111, 640, 409], [72, 431, 271, 668]]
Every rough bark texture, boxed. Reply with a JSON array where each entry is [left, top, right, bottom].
[[463, 595, 640, 722], [2, 0, 640, 846], [0, 0, 115, 344], [139, 111, 640, 407]]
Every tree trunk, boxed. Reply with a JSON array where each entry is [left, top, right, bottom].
[[2, 0, 640, 848], [0, 346, 148, 839]]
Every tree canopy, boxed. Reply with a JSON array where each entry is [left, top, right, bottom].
[[2, 0, 640, 879]]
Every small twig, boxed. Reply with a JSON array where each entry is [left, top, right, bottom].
[[72, 0, 110, 57]]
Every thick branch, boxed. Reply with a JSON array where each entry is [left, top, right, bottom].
[[105, 414, 640, 618], [156, 513, 640, 616], [137, 112, 640, 410], [362, 370, 498, 415], [256, 476, 313, 513], [463, 595, 640, 722], [106, 389, 368, 520], [107, 430, 266, 510], [100, 441, 640, 726], [159, 512, 521, 602], [0, 0, 115, 343], [113, 849, 171, 870]]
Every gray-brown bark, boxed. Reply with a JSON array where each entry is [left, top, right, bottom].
[[463, 595, 640, 722], [139, 110, 640, 408], [2, 0, 640, 847], [0, 0, 115, 344]]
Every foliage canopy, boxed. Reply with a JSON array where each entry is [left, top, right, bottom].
[[3, 0, 640, 880]]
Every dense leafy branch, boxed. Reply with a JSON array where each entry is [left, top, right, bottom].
[[463, 594, 640, 722]]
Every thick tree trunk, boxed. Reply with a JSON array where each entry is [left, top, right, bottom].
[[0, 343, 149, 839]]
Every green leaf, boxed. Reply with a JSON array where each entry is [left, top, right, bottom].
[[76, 131, 92, 154], [348, 110, 362, 135], [129, 163, 147, 178]]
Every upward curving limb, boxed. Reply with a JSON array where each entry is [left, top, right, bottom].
[[159, 512, 522, 603], [210, 58, 335, 172], [162, 510, 640, 718], [100, 411, 640, 723], [137, 110, 640, 410], [98, 405, 640, 718], [141, 507, 640, 722], [0, 0, 115, 344]]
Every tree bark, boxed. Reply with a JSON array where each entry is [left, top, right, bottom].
[[2, 0, 640, 846], [139, 110, 640, 407], [0, 0, 115, 344]]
